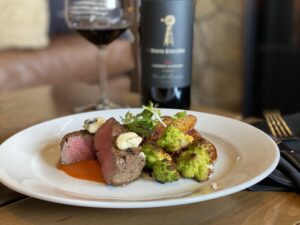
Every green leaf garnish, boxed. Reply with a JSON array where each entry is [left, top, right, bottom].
[[121, 102, 165, 137], [172, 111, 187, 120], [143, 102, 166, 127]]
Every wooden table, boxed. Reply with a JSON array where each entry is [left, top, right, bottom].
[[0, 84, 299, 225]]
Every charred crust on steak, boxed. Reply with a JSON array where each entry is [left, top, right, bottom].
[[60, 130, 92, 149], [93, 118, 146, 186], [126, 148, 134, 154]]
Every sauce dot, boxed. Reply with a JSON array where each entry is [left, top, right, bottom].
[[58, 160, 104, 183]]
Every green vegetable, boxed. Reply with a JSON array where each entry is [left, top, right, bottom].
[[157, 126, 193, 152], [152, 160, 180, 183], [143, 103, 166, 127], [121, 102, 164, 137], [176, 143, 212, 181], [172, 111, 187, 120], [141, 142, 172, 169]]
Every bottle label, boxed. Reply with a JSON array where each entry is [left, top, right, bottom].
[[141, 0, 194, 88]]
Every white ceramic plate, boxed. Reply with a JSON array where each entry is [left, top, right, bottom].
[[0, 109, 279, 208]]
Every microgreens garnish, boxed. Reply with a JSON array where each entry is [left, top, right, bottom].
[[143, 103, 167, 127], [121, 102, 165, 137]]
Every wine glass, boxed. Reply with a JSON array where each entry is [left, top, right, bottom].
[[65, 0, 134, 112]]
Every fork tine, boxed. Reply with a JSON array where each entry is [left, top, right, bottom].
[[264, 110, 300, 142], [273, 111, 293, 137], [263, 111, 279, 137], [264, 111, 288, 137], [264, 110, 294, 138], [270, 112, 289, 137]]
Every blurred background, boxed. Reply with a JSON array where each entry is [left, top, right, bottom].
[[0, 0, 135, 98], [1, 0, 300, 117]]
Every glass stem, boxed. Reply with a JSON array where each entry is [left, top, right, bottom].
[[98, 46, 108, 104]]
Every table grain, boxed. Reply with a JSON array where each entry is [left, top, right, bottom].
[[0, 192, 299, 225]]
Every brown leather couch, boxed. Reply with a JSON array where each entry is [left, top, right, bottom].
[[0, 34, 134, 93]]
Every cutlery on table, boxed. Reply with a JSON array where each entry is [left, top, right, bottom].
[[263, 110, 300, 172]]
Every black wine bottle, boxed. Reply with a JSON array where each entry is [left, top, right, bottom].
[[140, 0, 194, 109]]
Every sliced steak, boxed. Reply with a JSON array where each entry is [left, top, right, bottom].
[[93, 118, 146, 186], [60, 130, 96, 165]]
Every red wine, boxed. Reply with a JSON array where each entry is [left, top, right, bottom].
[[140, 0, 194, 109], [76, 28, 127, 46]]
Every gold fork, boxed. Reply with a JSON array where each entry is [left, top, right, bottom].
[[263, 110, 300, 172], [263, 110, 300, 141]]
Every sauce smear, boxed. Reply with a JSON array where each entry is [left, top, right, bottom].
[[58, 160, 104, 183]]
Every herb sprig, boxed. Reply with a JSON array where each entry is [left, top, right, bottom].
[[121, 102, 164, 137]]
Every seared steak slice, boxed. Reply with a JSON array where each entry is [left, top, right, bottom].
[[94, 118, 146, 186], [60, 130, 96, 165]]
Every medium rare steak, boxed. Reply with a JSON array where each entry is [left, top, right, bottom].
[[60, 130, 96, 165], [93, 118, 146, 186]]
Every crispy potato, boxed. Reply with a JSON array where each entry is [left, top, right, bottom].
[[148, 115, 197, 140], [148, 116, 173, 141], [186, 128, 202, 140], [162, 116, 173, 126], [172, 115, 197, 133]]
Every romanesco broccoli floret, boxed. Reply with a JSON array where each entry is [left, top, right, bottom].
[[157, 126, 193, 152], [141, 142, 172, 169], [152, 160, 180, 183], [176, 143, 212, 181]]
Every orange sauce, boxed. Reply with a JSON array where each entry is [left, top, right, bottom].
[[58, 160, 105, 183]]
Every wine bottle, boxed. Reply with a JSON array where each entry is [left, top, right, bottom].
[[140, 0, 194, 109]]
